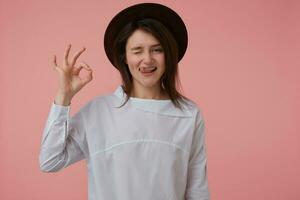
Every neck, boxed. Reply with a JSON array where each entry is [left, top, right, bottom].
[[130, 84, 168, 100]]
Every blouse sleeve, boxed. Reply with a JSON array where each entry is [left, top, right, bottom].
[[39, 102, 88, 172], [185, 110, 211, 200]]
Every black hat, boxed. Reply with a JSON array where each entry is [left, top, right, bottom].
[[104, 3, 188, 68]]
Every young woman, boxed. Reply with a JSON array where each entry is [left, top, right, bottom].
[[39, 3, 210, 200]]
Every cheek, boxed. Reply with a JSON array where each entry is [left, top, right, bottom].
[[128, 64, 137, 74], [126, 57, 140, 70], [158, 55, 166, 69], [156, 54, 165, 64]]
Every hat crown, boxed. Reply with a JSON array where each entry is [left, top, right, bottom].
[[104, 3, 188, 68]]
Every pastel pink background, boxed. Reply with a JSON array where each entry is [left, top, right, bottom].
[[1, 0, 299, 199]]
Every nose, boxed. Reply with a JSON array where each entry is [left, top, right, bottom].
[[142, 51, 153, 64]]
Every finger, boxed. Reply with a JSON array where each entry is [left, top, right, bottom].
[[82, 69, 93, 86], [64, 44, 72, 66], [52, 55, 59, 71], [72, 65, 83, 75], [53, 55, 58, 67], [81, 61, 92, 71], [73, 61, 92, 75], [78, 62, 93, 85], [77, 61, 93, 72], [70, 47, 86, 67]]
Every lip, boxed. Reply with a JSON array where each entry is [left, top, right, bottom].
[[139, 67, 157, 77], [141, 71, 155, 77], [140, 68, 156, 77]]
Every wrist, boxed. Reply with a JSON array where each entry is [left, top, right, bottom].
[[54, 93, 72, 106]]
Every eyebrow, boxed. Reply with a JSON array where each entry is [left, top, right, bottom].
[[130, 44, 162, 51]]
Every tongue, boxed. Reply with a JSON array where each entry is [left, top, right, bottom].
[[141, 67, 156, 73]]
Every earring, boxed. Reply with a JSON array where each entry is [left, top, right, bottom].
[[161, 74, 166, 89]]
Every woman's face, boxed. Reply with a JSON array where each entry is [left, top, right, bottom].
[[125, 28, 165, 90]]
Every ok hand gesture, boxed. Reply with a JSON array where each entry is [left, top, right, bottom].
[[53, 44, 93, 106]]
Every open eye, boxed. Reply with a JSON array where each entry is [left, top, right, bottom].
[[153, 48, 163, 53]]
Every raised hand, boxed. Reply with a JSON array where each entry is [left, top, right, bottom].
[[53, 44, 93, 106]]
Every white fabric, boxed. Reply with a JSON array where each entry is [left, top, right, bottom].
[[39, 85, 210, 200]]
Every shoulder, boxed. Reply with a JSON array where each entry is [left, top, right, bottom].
[[179, 98, 204, 117], [177, 98, 205, 128]]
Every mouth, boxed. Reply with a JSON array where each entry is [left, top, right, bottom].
[[139, 67, 157, 75]]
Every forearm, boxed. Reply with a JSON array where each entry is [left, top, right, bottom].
[[39, 103, 84, 172]]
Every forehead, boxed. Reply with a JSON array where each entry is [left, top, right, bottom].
[[126, 29, 161, 47]]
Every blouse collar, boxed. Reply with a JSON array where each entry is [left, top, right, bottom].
[[113, 85, 193, 118]]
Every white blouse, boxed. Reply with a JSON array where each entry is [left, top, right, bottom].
[[39, 85, 210, 200]]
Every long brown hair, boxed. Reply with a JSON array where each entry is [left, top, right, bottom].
[[112, 18, 191, 110]]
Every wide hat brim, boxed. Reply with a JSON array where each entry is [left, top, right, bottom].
[[104, 3, 188, 69]]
